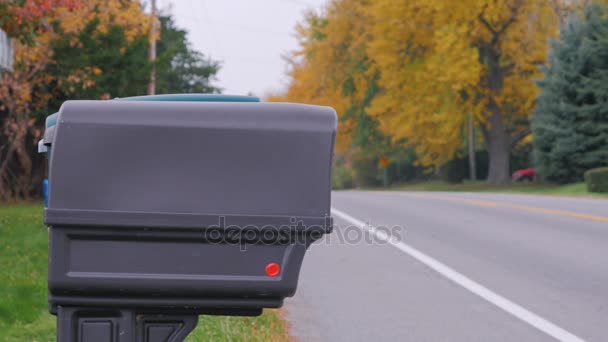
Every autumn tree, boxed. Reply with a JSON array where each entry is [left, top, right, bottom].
[[276, 0, 570, 185], [365, 0, 562, 184], [0, 1, 223, 200], [0, 0, 79, 43], [270, 0, 399, 186], [0, 0, 81, 199], [0, 1, 148, 200]]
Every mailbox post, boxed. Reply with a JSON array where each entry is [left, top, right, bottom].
[[41, 95, 337, 341]]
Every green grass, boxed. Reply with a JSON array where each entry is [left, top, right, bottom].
[[187, 312, 289, 342], [0, 204, 290, 342], [381, 181, 608, 198]]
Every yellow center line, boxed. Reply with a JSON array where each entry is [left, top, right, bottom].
[[409, 193, 608, 223], [505, 203, 608, 223], [469, 200, 499, 208]]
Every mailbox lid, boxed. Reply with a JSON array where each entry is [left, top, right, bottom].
[[116, 94, 260, 102], [45, 100, 336, 229]]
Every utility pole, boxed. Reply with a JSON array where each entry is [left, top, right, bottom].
[[468, 112, 477, 181], [147, 0, 157, 95]]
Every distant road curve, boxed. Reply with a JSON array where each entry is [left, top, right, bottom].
[[285, 191, 608, 342]]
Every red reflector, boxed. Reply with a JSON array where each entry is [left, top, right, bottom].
[[265, 263, 280, 277]]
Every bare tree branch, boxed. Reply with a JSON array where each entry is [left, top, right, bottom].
[[510, 127, 532, 147], [478, 14, 497, 35], [478, 0, 524, 40]]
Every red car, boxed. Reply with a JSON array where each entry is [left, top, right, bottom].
[[512, 168, 536, 181]]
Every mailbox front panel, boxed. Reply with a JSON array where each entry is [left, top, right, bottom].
[[44, 99, 337, 314], [47, 227, 307, 310]]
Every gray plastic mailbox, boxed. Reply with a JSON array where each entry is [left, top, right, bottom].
[[42, 95, 336, 342]]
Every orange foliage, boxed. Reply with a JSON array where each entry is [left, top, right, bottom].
[[0, 0, 151, 199]]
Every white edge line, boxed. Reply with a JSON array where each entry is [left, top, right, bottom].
[[331, 207, 587, 342]]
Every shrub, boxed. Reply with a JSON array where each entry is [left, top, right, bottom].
[[351, 154, 380, 187], [441, 157, 467, 184], [465, 151, 489, 181], [584, 167, 608, 193], [332, 165, 355, 190]]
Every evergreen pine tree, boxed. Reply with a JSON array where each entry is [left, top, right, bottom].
[[534, 3, 608, 183], [156, 16, 221, 94]]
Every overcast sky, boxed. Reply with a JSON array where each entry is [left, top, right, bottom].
[[162, 0, 328, 97]]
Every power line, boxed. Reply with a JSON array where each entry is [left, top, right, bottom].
[[200, 0, 224, 54], [178, 13, 288, 37]]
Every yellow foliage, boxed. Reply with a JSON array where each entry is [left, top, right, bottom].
[[269, 0, 377, 154], [55, 0, 150, 42], [365, 0, 561, 168], [4, 1, 149, 110], [266, 0, 597, 174]]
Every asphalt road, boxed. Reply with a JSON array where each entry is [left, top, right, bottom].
[[284, 191, 608, 342]]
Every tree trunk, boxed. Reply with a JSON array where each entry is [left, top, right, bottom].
[[468, 112, 477, 181], [485, 107, 511, 184], [478, 39, 511, 185]]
